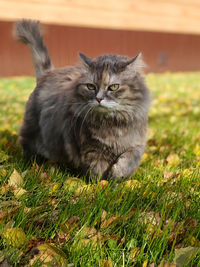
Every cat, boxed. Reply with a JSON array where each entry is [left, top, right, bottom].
[[14, 19, 150, 180]]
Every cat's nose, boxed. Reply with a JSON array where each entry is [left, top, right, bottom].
[[96, 97, 103, 103]]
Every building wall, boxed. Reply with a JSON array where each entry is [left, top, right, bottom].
[[0, 20, 200, 76]]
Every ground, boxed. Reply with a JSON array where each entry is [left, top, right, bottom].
[[0, 73, 200, 266]]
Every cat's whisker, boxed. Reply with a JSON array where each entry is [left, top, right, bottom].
[[69, 104, 88, 133], [79, 105, 94, 137]]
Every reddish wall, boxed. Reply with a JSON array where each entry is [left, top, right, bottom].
[[0, 20, 200, 76]]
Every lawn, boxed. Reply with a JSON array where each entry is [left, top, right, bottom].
[[0, 73, 200, 267]]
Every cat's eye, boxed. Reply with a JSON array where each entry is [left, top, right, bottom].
[[108, 84, 120, 91], [86, 83, 96, 90]]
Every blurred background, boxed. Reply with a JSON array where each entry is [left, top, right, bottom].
[[0, 0, 200, 76]]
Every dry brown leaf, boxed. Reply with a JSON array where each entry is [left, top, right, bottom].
[[0, 185, 14, 195], [139, 211, 161, 226], [158, 261, 177, 267], [63, 216, 80, 230], [0, 204, 20, 222], [101, 210, 107, 221], [8, 169, 23, 187], [101, 216, 120, 229], [0, 258, 11, 267], [80, 227, 97, 238]]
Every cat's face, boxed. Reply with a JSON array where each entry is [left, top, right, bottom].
[[75, 53, 147, 119]]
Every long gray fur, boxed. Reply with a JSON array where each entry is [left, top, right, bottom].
[[14, 19, 150, 180]]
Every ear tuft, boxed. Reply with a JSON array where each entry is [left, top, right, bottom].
[[79, 52, 92, 66], [128, 53, 146, 73]]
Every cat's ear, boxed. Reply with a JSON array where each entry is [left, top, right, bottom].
[[126, 53, 141, 66], [125, 53, 145, 73], [79, 52, 92, 66]]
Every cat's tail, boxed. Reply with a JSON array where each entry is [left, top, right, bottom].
[[14, 19, 53, 80]]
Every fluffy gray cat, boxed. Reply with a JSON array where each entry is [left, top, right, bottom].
[[14, 19, 150, 180]]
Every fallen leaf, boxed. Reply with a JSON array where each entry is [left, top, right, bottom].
[[49, 183, 61, 194], [142, 259, 148, 267], [3, 227, 27, 247], [101, 210, 107, 221], [0, 168, 7, 176], [141, 153, 148, 162], [158, 261, 177, 266], [62, 216, 80, 231], [75, 234, 100, 250], [63, 177, 85, 191], [80, 226, 97, 238], [97, 180, 108, 191], [74, 184, 94, 196], [13, 187, 27, 198], [194, 144, 200, 157], [187, 235, 200, 247], [166, 154, 180, 167], [139, 211, 161, 226], [0, 258, 11, 267], [173, 246, 200, 266], [8, 169, 23, 187], [130, 247, 140, 260], [0, 151, 9, 163], [123, 179, 141, 190], [99, 259, 113, 267], [29, 243, 67, 266], [101, 216, 120, 229]]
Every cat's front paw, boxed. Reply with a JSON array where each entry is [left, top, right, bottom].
[[109, 163, 125, 180]]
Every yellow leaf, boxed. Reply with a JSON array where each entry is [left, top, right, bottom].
[[97, 180, 108, 191], [99, 259, 113, 267], [142, 259, 148, 267], [3, 227, 27, 247], [141, 153, 148, 162], [187, 235, 200, 247], [196, 161, 200, 168], [194, 144, 200, 156], [123, 180, 140, 190], [130, 247, 140, 260], [49, 183, 61, 194], [13, 188, 27, 198], [63, 177, 85, 191], [8, 169, 23, 187], [75, 184, 94, 196], [75, 234, 100, 250], [0, 168, 7, 176], [30, 243, 67, 266], [182, 169, 192, 176], [166, 154, 180, 167]]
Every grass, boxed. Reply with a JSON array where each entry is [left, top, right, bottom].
[[0, 73, 200, 266]]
